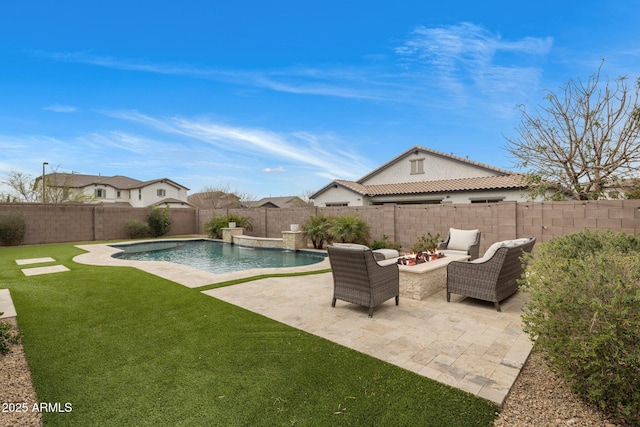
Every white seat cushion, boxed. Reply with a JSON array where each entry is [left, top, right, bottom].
[[372, 248, 400, 259], [332, 243, 369, 251], [447, 228, 479, 251]]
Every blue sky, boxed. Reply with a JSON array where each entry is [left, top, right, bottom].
[[1, 1, 639, 199]]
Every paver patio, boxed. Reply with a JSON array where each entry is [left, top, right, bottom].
[[203, 273, 532, 405]]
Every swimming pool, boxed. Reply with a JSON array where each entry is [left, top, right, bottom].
[[111, 240, 326, 274]]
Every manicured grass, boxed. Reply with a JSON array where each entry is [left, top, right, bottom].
[[1, 243, 498, 426]]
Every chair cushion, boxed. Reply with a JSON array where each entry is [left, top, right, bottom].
[[447, 228, 479, 251], [441, 249, 469, 257], [471, 238, 532, 263], [372, 249, 399, 260], [472, 241, 504, 263], [332, 243, 369, 251]]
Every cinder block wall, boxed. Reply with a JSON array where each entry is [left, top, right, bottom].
[[4, 200, 640, 249]]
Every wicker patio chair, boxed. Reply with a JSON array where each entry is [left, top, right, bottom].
[[438, 228, 482, 260], [446, 237, 536, 311], [327, 244, 399, 317]]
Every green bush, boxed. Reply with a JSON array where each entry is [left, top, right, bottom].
[[301, 213, 335, 249], [124, 219, 150, 239], [204, 213, 253, 239], [520, 230, 640, 425], [330, 214, 371, 245], [0, 315, 20, 355], [411, 232, 441, 253], [146, 206, 173, 237], [0, 211, 26, 246], [370, 234, 402, 251]]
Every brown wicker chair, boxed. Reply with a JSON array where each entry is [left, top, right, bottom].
[[438, 228, 482, 260], [327, 244, 399, 317], [446, 238, 536, 311]]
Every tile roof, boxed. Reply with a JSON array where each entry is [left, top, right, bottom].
[[45, 173, 188, 190], [334, 174, 527, 196]]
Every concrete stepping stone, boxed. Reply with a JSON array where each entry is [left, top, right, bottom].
[[21, 265, 70, 276], [0, 289, 17, 318], [15, 257, 56, 265]]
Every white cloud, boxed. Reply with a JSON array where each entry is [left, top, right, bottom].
[[43, 104, 77, 113], [103, 110, 371, 180], [263, 167, 285, 173], [395, 22, 553, 101]]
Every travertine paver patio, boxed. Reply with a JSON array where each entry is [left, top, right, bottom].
[[204, 273, 532, 405]]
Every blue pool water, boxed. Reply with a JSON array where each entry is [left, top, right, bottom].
[[111, 240, 325, 274]]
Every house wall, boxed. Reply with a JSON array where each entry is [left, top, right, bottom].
[[443, 189, 530, 204], [4, 200, 640, 253], [313, 186, 365, 207], [77, 181, 189, 207], [362, 151, 498, 185]]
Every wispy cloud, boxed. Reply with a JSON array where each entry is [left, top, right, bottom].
[[43, 104, 77, 113], [395, 22, 552, 101], [102, 110, 372, 180], [37, 22, 553, 117]]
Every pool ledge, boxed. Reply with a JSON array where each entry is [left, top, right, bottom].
[[73, 239, 330, 289]]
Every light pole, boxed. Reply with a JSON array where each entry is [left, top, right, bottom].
[[42, 162, 48, 203]]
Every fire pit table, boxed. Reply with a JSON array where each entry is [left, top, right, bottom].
[[397, 254, 470, 300]]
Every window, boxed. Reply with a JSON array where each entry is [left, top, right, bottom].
[[138, 189, 142, 200], [410, 158, 425, 174], [157, 189, 166, 197], [95, 189, 106, 198], [116, 190, 121, 198]]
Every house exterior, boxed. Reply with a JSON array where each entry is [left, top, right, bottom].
[[41, 173, 192, 208], [311, 145, 533, 206]]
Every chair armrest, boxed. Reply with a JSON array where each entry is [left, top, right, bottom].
[[468, 242, 481, 260], [447, 248, 506, 286]]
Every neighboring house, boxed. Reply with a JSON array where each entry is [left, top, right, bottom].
[[41, 173, 192, 208], [187, 191, 242, 209], [311, 145, 533, 206], [246, 196, 308, 208]]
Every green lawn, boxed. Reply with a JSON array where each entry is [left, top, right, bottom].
[[1, 243, 498, 426]]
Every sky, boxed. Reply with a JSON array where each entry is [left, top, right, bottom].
[[1, 1, 640, 200]]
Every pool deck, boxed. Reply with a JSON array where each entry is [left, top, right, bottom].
[[17, 239, 533, 406], [73, 240, 331, 288]]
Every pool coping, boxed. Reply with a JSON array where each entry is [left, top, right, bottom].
[[73, 238, 330, 289]]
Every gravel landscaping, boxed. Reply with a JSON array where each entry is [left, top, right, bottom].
[[0, 317, 633, 427]]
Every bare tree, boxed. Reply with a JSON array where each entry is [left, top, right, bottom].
[[43, 171, 96, 204], [1, 170, 38, 202], [504, 61, 640, 200], [188, 184, 256, 209], [2, 168, 96, 204]]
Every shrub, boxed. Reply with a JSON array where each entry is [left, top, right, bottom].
[[146, 206, 173, 237], [411, 232, 441, 253], [0, 315, 20, 355], [204, 214, 253, 239], [330, 214, 371, 245], [370, 234, 402, 251], [124, 219, 150, 239], [0, 211, 26, 246], [301, 213, 335, 249], [520, 230, 640, 425]]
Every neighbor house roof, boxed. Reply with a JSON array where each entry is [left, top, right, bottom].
[[314, 175, 527, 199], [45, 173, 189, 190], [247, 196, 306, 208]]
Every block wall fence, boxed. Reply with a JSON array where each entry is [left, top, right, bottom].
[[3, 200, 640, 252]]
